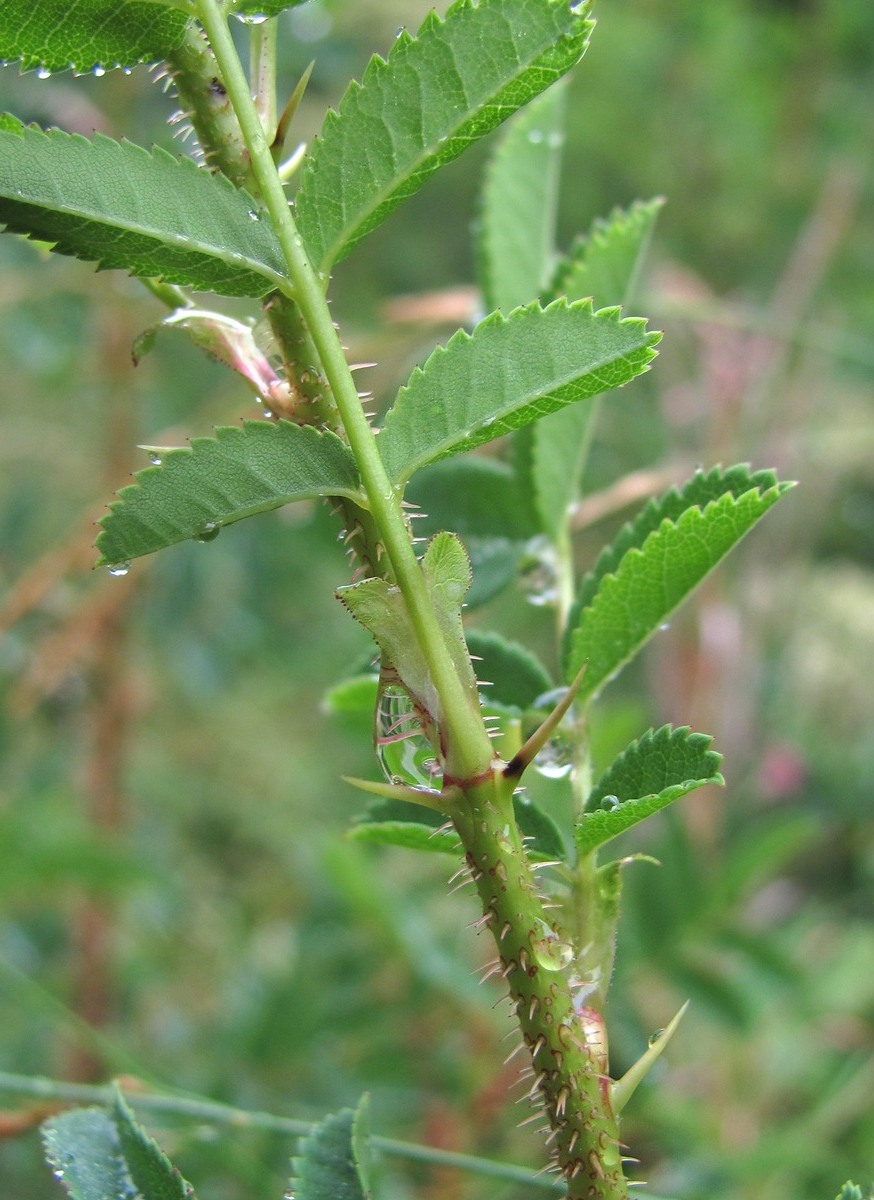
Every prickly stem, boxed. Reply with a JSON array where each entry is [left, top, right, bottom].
[[453, 772, 628, 1199], [163, 23, 254, 189]]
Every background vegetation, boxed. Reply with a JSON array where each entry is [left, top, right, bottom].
[[1, 0, 872, 1197]]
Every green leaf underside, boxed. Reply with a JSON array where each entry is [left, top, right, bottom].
[[42, 1099, 195, 1200], [338, 533, 476, 722], [95, 422, 361, 566], [293, 1100, 372, 1200], [43, 1108, 131, 1200], [379, 300, 659, 485], [478, 83, 566, 313], [530, 199, 664, 540], [548, 198, 664, 309], [0, 0, 188, 74], [294, 0, 592, 272], [565, 470, 794, 697], [576, 725, 723, 855], [351, 795, 564, 861], [465, 630, 554, 710], [0, 128, 286, 297]]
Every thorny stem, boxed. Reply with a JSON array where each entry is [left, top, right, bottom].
[[188, 5, 628, 1193], [455, 777, 627, 1199], [194, 0, 493, 784]]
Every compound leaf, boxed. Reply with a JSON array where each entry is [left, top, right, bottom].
[[0, 128, 286, 297], [379, 300, 659, 485], [95, 422, 361, 567], [292, 1098, 372, 1200], [576, 726, 723, 855], [565, 468, 794, 698], [478, 83, 566, 313], [0, 0, 188, 75], [295, 0, 592, 272]]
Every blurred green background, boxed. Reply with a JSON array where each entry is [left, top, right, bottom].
[[1, 1, 873, 1197]]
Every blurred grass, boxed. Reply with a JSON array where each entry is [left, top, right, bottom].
[[1, 1, 873, 1197]]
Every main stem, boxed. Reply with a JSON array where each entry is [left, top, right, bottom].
[[190, 8, 627, 1195], [195, 0, 492, 784]]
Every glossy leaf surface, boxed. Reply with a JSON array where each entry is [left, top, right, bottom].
[[295, 0, 592, 271], [576, 726, 723, 855], [95, 423, 361, 567], [565, 467, 794, 697], [0, 0, 188, 74], [379, 300, 659, 485], [0, 128, 286, 297]]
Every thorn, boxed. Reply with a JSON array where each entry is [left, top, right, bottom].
[[611, 999, 690, 1115], [530, 1034, 546, 1059], [516, 1111, 544, 1128], [499, 922, 512, 941], [528, 996, 540, 1021], [555, 1086, 570, 1116], [503, 661, 587, 780], [477, 960, 502, 983], [349, 362, 378, 371], [543, 1126, 561, 1146], [567, 1130, 579, 1155], [503, 1041, 526, 1066]]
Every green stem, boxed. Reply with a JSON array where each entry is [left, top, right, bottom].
[[194, 0, 493, 783], [453, 778, 627, 1199]]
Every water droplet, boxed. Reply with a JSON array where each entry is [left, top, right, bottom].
[[374, 681, 441, 790], [530, 918, 574, 971], [527, 129, 544, 144], [36, 67, 51, 79], [530, 687, 576, 780], [235, 11, 269, 24], [601, 794, 620, 811], [194, 521, 221, 543], [122, 67, 133, 76], [519, 536, 559, 608], [262, 406, 274, 419], [659, 622, 671, 631], [93, 65, 106, 77], [149, 452, 162, 466], [648, 1027, 666, 1048], [247, 209, 261, 221], [108, 562, 130, 577]]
